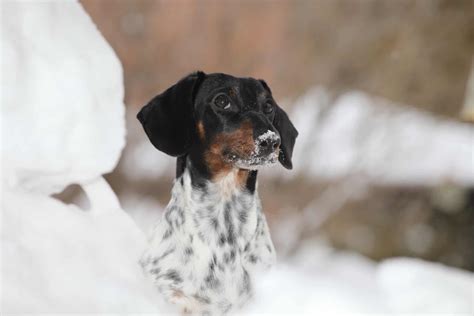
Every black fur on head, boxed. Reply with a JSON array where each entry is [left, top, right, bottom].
[[137, 72, 298, 173]]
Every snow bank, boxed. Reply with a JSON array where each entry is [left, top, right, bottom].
[[1, 2, 164, 313], [243, 240, 473, 315], [1, 1, 125, 195], [2, 181, 164, 313], [286, 88, 474, 186], [377, 258, 474, 313]]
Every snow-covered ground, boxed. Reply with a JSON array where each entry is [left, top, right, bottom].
[[245, 239, 474, 314], [1, 1, 473, 315]]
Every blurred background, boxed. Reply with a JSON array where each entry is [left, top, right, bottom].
[[73, 0, 473, 271]]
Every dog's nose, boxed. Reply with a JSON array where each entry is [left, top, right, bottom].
[[257, 131, 280, 153], [260, 137, 280, 151]]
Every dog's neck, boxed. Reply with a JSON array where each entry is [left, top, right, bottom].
[[140, 155, 275, 315], [176, 155, 258, 196], [169, 156, 261, 245]]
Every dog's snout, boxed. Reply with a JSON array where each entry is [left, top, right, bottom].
[[256, 131, 280, 154], [259, 137, 280, 151]]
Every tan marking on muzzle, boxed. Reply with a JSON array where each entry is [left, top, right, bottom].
[[204, 121, 255, 180]]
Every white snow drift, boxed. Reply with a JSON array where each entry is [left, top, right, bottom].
[[1, 1, 163, 313], [1, 1, 125, 195]]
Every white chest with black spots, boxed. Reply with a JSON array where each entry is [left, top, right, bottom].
[[140, 169, 276, 314]]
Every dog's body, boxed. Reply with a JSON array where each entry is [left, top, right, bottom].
[[137, 72, 297, 314], [140, 166, 275, 314]]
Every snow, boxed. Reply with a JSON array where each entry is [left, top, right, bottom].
[[377, 258, 474, 313], [1, 0, 125, 195], [2, 1, 473, 314], [244, 240, 474, 314], [2, 182, 165, 313], [258, 130, 278, 142], [121, 111, 174, 182], [120, 192, 165, 236], [1, 1, 164, 313]]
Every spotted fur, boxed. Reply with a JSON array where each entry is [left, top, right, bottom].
[[140, 163, 275, 315]]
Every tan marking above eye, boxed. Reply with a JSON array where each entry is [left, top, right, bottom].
[[228, 86, 242, 99]]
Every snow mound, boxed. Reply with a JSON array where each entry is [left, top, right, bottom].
[[377, 258, 474, 313], [243, 240, 474, 315], [1, 1, 125, 194], [2, 180, 164, 313], [1, 2, 165, 313]]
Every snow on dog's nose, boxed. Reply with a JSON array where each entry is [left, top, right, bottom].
[[256, 130, 280, 156], [228, 130, 281, 169]]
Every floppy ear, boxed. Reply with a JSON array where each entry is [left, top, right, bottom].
[[137, 71, 206, 156], [273, 104, 298, 169], [259, 79, 298, 169]]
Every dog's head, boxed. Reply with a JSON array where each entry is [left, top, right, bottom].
[[137, 71, 298, 176]]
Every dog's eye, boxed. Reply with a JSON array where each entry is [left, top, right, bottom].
[[213, 94, 231, 110], [263, 101, 274, 114]]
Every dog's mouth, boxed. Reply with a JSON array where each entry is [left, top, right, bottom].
[[226, 151, 279, 170], [221, 130, 281, 170], [224, 145, 279, 170]]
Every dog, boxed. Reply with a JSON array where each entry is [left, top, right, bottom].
[[138, 71, 298, 315]]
